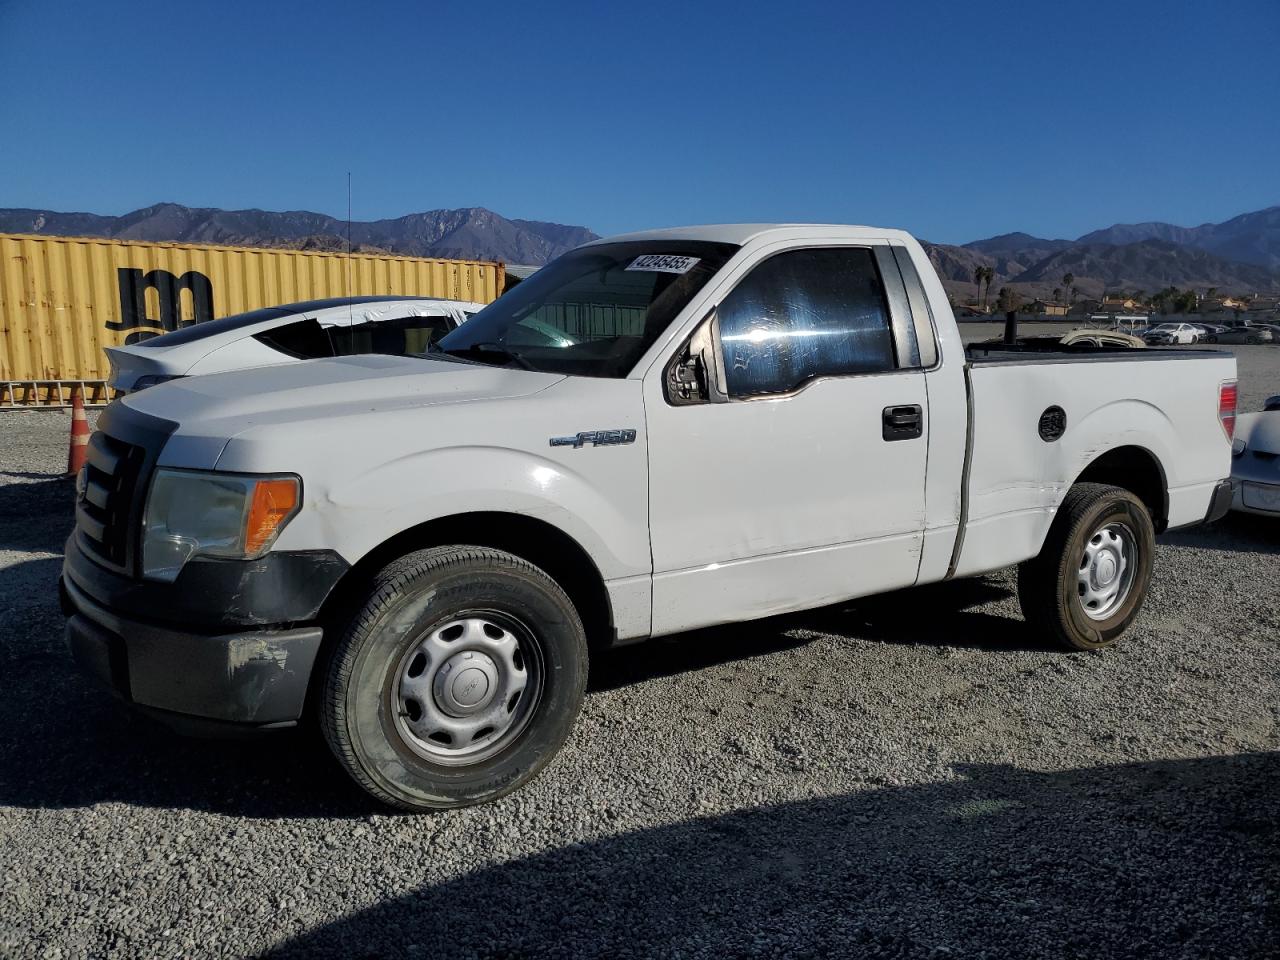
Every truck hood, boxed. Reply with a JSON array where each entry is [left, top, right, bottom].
[[123, 354, 564, 462]]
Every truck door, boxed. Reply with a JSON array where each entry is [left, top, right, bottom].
[[644, 244, 930, 635]]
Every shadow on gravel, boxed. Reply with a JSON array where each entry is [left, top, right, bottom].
[[591, 577, 1034, 692], [0, 474, 74, 553], [265, 752, 1279, 959], [1160, 512, 1280, 556], [3, 570, 1045, 818], [0, 661, 373, 817]]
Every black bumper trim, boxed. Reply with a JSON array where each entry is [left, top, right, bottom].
[[64, 575, 323, 726], [1204, 478, 1234, 525], [64, 534, 350, 630]]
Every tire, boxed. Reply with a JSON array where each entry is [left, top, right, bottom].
[[321, 546, 587, 810], [1017, 483, 1155, 651]]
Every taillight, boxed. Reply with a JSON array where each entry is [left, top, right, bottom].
[[1219, 380, 1237, 440]]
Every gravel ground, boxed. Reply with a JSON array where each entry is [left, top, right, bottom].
[[2, 375, 1278, 958]]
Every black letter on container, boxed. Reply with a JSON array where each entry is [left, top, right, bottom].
[[112, 268, 214, 343]]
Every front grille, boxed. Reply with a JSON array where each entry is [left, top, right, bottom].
[[77, 431, 146, 568]]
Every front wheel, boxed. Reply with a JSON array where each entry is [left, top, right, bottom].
[[1017, 483, 1155, 651], [321, 546, 587, 810]]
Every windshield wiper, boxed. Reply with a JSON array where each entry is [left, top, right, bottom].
[[440, 341, 536, 371]]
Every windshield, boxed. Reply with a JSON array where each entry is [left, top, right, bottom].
[[437, 240, 738, 377]]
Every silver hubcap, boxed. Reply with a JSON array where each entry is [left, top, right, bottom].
[[393, 615, 543, 765], [1077, 522, 1137, 620]]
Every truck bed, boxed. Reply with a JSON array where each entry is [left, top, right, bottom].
[[950, 347, 1236, 579]]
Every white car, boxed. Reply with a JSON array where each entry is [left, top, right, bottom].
[[1143, 322, 1200, 345], [1231, 396, 1280, 516], [106, 296, 485, 392]]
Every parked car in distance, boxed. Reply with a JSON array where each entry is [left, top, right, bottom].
[[1214, 325, 1274, 345], [106, 296, 486, 392], [1143, 322, 1200, 345], [1189, 322, 1227, 342], [63, 223, 1237, 811], [1231, 401, 1280, 516]]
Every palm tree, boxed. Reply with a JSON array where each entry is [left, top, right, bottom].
[[1062, 273, 1075, 303], [1052, 287, 1063, 302], [979, 266, 995, 311], [973, 266, 985, 308]]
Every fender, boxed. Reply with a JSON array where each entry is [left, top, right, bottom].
[[315, 444, 648, 580]]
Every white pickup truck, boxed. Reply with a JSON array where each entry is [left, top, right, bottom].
[[62, 224, 1238, 810]]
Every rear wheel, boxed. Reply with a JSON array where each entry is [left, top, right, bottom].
[[321, 546, 587, 810], [1017, 483, 1155, 651]]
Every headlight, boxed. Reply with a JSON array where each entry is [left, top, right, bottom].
[[142, 469, 301, 582], [132, 374, 183, 391], [1232, 437, 1247, 458]]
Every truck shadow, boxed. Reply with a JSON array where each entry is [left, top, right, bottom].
[[1160, 512, 1280, 555], [0, 569, 1047, 819], [261, 752, 1279, 959], [590, 577, 1033, 692], [0, 475, 75, 553]]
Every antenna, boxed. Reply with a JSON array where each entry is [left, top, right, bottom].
[[346, 171, 353, 326]]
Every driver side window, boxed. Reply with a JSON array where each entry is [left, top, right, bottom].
[[717, 247, 896, 398]]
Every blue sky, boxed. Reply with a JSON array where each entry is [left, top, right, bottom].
[[1, 0, 1276, 244]]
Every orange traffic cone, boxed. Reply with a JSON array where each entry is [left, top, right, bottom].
[[67, 389, 90, 477]]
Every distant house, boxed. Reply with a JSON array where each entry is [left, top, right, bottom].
[[1069, 298, 1102, 316], [1032, 300, 1070, 317], [1100, 296, 1143, 312]]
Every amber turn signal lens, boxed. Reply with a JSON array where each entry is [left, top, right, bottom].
[[244, 478, 300, 555]]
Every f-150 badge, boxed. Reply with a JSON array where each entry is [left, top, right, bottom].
[[549, 429, 637, 449]]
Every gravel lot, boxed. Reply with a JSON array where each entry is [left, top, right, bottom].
[[2, 344, 1277, 959]]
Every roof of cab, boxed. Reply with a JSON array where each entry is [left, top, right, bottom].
[[584, 223, 917, 247]]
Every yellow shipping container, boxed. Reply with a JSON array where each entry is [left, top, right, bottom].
[[0, 233, 504, 405]]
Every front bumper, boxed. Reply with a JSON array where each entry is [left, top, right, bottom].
[[63, 574, 323, 728], [61, 534, 348, 730]]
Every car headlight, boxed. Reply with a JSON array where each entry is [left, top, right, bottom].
[[1232, 437, 1247, 458], [132, 374, 183, 391], [142, 469, 301, 582]]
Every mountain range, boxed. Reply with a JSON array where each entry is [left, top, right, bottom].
[[2, 202, 1278, 294], [925, 205, 1280, 299], [0, 203, 599, 266]]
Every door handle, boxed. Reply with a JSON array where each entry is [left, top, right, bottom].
[[882, 404, 923, 441]]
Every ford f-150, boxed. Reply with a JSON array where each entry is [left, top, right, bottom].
[[61, 224, 1238, 810]]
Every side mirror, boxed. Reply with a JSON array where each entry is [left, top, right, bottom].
[[668, 352, 706, 404], [665, 310, 725, 405]]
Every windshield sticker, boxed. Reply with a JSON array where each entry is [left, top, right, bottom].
[[625, 254, 701, 274]]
